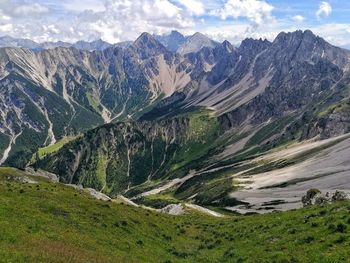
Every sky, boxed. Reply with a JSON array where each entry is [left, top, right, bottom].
[[0, 0, 350, 48]]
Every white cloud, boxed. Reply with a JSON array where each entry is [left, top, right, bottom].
[[12, 3, 49, 17], [198, 19, 283, 45], [316, 2, 332, 19], [82, 0, 195, 42], [176, 0, 205, 16], [0, 14, 10, 21], [311, 23, 350, 48], [210, 0, 274, 26], [292, 15, 305, 23], [0, 0, 198, 43], [61, 0, 106, 12], [0, 23, 12, 32]]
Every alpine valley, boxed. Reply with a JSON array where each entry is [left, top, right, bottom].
[[1, 29, 350, 215]]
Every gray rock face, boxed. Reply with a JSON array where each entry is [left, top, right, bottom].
[[302, 189, 350, 206], [155, 31, 186, 53], [159, 204, 184, 215], [177, 32, 220, 55], [217, 30, 350, 132], [72, 39, 112, 51], [131, 32, 170, 60]]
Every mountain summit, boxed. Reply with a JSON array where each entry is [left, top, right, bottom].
[[177, 32, 220, 55], [132, 32, 169, 59], [155, 30, 186, 52]]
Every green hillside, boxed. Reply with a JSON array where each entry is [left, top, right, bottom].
[[1, 168, 350, 262]]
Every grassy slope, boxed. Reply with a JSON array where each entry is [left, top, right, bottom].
[[34, 136, 79, 160], [1, 168, 350, 263]]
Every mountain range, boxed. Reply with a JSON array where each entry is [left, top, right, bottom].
[[0, 31, 220, 53], [0, 29, 349, 213]]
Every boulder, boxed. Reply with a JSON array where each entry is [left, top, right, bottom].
[[302, 189, 349, 206], [332, 191, 349, 201]]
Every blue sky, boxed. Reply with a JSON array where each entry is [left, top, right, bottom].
[[0, 0, 350, 48]]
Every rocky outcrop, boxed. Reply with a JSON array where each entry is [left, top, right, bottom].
[[159, 204, 185, 215], [302, 189, 350, 206]]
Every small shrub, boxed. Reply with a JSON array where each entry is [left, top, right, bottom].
[[319, 210, 327, 216], [206, 243, 215, 249], [223, 248, 235, 258], [328, 223, 336, 232], [162, 234, 172, 241], [335, 235, 346, 244], [336, 223, 347, 233], [179, 228, 186, 234], [304, 235, 315, 243], [287, 228, 297, 234]]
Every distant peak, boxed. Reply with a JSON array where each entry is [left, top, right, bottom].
[[274, 30, 318, 43], [241, 37, 270, 46], [134, 32, 160, 46], [191, 32, 207, 39], [222, 40, 232, 47], [169, 30, 183, 36], [132, 32, 168, 59], [221, 40, 234, 52], [137, 32, 153, 41], [303, 29, 315, 36], [187, 32, 216, 44]]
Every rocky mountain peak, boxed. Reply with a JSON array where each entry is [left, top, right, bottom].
[[154, 30, 186, 52], [135, 32, 154, 43], [221, 40, 235, 53], [177, 32, 219, 55], [273, 30, 320, 47], [0, 35, 39, 49], [134, 32, 164, 49], [169, 30, 185, 39], [132, 32, 169, 59], [73, 38, 112, 51], [239, 38, 271, 53], [191, 32, 207, 38], [268, 29, 350, 69]]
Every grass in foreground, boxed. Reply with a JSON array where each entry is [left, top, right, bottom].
[[0, 167, 350, 262]]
